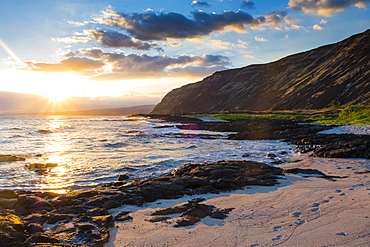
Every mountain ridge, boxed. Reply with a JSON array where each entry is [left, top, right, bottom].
[[152, 29, 370, 114]]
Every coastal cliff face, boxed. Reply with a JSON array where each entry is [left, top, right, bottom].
[[152, 29, 370, 114]]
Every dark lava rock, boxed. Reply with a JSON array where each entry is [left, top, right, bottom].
[[0, 199, 16, 210], [0, 160, 287, 245], [175, 215, 200, 227], [118, 174, 130, 181], [311, 139, 370, 159], [23, 213, 48, 224], [26, 163, 58, 174], [24, 232, 60, 245], [210, 208, 234, 219], [14, 196, 53, 215], [46, 213, 75, 224], [114, 211, 132, 222], [0, 155, 25, 162], [147, 216, 171, 223], [0, 190, 18, 199], [283, 168, 327, 176], [27, 223, 44, 234], [283, 168, 346, 181], [151, 199, 234, 227], [0, 210, 27, 247], [270, 160, 285, 165], [266, 153, 277, 158]]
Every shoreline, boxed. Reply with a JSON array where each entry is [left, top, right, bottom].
[[1, 119, 369, 246], [108, 157, 370, 247]]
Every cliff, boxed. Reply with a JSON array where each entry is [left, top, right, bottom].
[[152, 29, 370, 114]]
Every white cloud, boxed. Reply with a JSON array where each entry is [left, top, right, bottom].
[[313, 24, 323, 30], [255, 36, 268, 42], [243, 54, 256, 59]]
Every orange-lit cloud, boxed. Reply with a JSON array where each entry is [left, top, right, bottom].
[[82, 48, 230, 80], [289, 0, 369, 17], [25, 57, 104, 75]]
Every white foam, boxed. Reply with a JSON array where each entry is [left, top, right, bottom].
[[319, 125, 370, 135]]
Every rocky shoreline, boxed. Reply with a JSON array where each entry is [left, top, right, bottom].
[[150, 115, 370, 159], [1, 160, 322, 246], [1, 117, 369, 246]]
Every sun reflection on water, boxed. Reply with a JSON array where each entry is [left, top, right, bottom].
[[37, 116, 73, 193]]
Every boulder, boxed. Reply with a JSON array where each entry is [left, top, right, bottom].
[[0, 210, 27, 247], [0, 155, 25, 162]]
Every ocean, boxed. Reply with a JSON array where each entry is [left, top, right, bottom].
[[0, 115, 299, 193]]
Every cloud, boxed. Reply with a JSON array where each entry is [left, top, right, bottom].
[[25, 57, 105, 75], [80, 48, 230, 79], [243, 54, 256, 59], [255, 36, 268, 42], [96, 9, 290, 41], [313, 24, 323, 30], [56, 29, 163, 51], [191, 1, 211, 7], [262, 11, 288, 26], [67, 20, 89, 26], [288, 0, 370, 17], [241, 0, 255, 9], [87, 29, 163, 51]]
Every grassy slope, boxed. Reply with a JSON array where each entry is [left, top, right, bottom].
[[185, 106, 370, 125]]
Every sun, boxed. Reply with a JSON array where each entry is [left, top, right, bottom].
[[46, 92, 71, 102]]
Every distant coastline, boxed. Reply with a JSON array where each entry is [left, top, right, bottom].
[[8, 104, 155, 116]]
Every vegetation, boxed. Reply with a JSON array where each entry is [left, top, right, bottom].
[[315, 106, 370, 125], [184, 105, 370, 125]]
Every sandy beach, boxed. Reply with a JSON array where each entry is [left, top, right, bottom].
[[107, 156, 370, 246]]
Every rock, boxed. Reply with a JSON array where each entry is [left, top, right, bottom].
[[147, 216, 171, 223], [175, 215, 200, 227], [311, 140, 370, 159], [266, 153, 277, 158], [27, 223, 44, 234], [0, 190, 18, 199], [210, 208, 235, 219], [242, 153, 250, 157], [283, 168, 326, 176], [0, 210, 27, 246], [39, 129, 52, 134], [152, 199, 233, 227], [87, 208, 110, 217], [0, 199, 16, 209], [0, 155, 25, 162], [50, 205, 87, 215], [14, 196, 53, 215], [180, 203, 214, 218], [92, 215, 114, 228], [26, 163, 58, 174], [118, 174, 130, 181], [86, 195, 110, 207], [114, 211, 132, 221], [270, 160, 285, 165], [46, 213, 75, 224], [114, 215, 133, 222], [24, 233, 60, 245], [23, 213, 48, 224]]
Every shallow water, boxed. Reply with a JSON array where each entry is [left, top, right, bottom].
[[0, 115, 299, 193]]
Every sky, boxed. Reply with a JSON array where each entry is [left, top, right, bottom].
[[0, 0, 369, 110]]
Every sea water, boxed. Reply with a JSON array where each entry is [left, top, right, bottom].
[[0, 115, 299, 193]]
